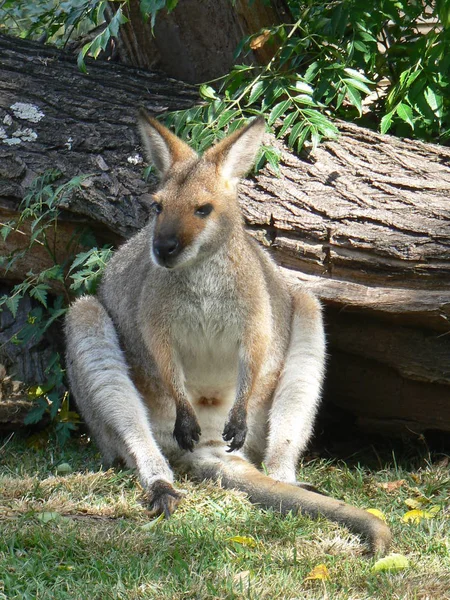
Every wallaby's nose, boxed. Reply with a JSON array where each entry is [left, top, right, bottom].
[[153, 237, 180, 265]]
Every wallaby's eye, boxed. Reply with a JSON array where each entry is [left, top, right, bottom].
[[195, 203, 213, 218], [152, 202, 163, 215]]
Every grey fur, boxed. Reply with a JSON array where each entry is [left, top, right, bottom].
[[65, 115, 391, 555]]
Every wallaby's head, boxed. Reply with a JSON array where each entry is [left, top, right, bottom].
[[138, 109, 265, 269]]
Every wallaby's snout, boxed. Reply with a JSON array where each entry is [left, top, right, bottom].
[[153, 233, 180, 268]]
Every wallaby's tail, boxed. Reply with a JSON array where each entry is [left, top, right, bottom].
[[184, 446, 391, 555]]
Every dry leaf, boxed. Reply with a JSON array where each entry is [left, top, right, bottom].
[[228, 535, 257, 547], [402, 507, 440, 523], [141, 514, 164, 530], [233, 570, 250, 585], [404, 497, 429, 509], [250, 30, 272, 50], [36, 512, 62, 523], [372, 553, 409, 573], [304, 564, 330, 581], [366, 508, 387, 522], [377, 480, 406, 492]]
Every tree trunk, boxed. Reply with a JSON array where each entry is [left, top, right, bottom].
[[112, 0, 290, 83], [1, 34, 449, 435]]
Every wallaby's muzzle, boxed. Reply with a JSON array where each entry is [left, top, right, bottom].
[[153, 235, 181, 268]]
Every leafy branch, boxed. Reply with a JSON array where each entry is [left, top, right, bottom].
[[0, 171, 113, 442]]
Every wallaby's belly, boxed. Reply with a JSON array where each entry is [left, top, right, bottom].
[[174, 320, 239, 408]]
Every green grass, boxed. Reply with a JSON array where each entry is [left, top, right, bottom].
[[0, 434, 449, 600]]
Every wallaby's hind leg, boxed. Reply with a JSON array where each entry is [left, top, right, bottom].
[[179, 445, 391, 555], [264, 290, 326, 484], [65, 296, 180, 516]]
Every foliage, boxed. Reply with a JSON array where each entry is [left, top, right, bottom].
[[168, 0, 449, 159], [0, 171, 113, 442], [0, 0, 109, 45], [0, 0, 178, 71], [3, 0, 448, 163]]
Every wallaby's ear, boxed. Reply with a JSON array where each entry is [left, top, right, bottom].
[[138, 108, 197, 176], [204, 117, 266, 183]]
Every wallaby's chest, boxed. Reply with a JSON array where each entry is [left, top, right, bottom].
[[170, 276, 242, 403]]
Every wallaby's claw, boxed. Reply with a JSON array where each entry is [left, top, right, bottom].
[[222, 417, 248, 452], [173, 407, 201, 451], [147, 479, 182, 518]]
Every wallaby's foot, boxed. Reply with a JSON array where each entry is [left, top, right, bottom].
[[147, 479, 182, 518], [222, 408, 248, 452], [173, 405, 201, 452]]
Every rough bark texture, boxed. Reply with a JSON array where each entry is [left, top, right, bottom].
[[1, 35, 449, 435], [114, 0, 290, 83]]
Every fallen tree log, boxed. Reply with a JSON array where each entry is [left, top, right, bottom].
[[1, 34, 449, 435]]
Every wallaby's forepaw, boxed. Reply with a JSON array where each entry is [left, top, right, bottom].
[[147, 479, 182, 518], [222, 410, 248, 452], [173, 406, 201, 452]]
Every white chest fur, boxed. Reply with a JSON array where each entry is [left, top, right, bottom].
[[173, 298, 240, 405], [170, 260, 243, 410]]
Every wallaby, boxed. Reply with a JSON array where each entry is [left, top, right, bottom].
[[65, 111, 391, 555]]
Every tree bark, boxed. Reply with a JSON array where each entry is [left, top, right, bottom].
[[113, 0, 290, 83], [1, 34, 449, 435]]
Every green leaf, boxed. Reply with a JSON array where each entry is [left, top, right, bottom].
[[77, 42, 91, 74], [217, 110, 240, 129], [277, 111, 297, 138], [140, 0, 166, 28], [30, 284, 49, 308], [343, 68, 373, 84], [304, 61, 320, 83], [345, 84, 362, 116], [358, 30, 377, 43], [55, 421, 78, 446], [396, 103, 414, 129], [291, 81, 314, 95], [260, 145, 281, 176], [227, 118, 246, 134], [40, 265, 64, 282], [268, 100, 291, 126], [288, 121, 305, 149], [247, 80, 266, 106], [56, 463, 73, 475], [353, 40, 369, 53], [293, 94, 318, 107], [5, 294, 21, 318], [424, 87, 443, 119], [1, 223, 13, 241], [372, 554, 409, 573], [297, 125, 312, 152], [199, 85, 219, 101], [342, 78, 372, 96], [380, 112, 394, 134], [24, 401, 47, 425], [109, 6, 128, 37], [69, 248, 97, 273]]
